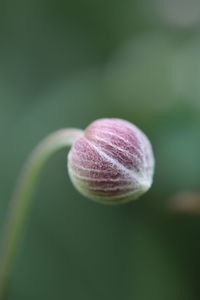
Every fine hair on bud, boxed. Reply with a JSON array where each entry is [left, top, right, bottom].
[[68, 118, 155, 204]]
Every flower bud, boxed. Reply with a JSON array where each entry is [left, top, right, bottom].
[[68, 118, 155, 204]]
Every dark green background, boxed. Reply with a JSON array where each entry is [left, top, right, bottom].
[[1, 0, 200, 299]]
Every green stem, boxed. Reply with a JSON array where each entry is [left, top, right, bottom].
[[0, 128, 84, 299]]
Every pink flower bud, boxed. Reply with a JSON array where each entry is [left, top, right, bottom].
[[68, 118, 155, 204]]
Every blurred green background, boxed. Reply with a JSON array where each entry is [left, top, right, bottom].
[[1, 0, 200, 299]]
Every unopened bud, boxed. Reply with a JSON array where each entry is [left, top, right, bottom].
[[68, 118, 155, 204]]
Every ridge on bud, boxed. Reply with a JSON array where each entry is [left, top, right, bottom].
[[68, 118, 155, 204]]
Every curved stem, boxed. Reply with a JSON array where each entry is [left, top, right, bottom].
[[0, 128, 84, 299]]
